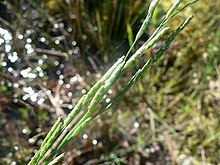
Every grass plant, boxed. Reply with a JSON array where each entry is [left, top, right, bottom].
[[28, 0, 198, 164]]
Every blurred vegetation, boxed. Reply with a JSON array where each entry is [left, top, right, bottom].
[[0, 0, 219, 164]]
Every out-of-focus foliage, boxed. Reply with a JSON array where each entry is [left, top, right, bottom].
[[0, 0, 219, 164], [121, 0, 220, 163], [45, 0, 149, 62]]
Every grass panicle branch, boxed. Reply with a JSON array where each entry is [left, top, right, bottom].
[[165, 0, 183, 19], [63, 95, 86, 127], [134, 0, 159, 42], [103, 15, 194, 113], [47, 153, 65, 165], [125, 0, 159, 60], [82, 55, 125, 106], [124, 27, 170, 68], [28, 0, 198, 164]]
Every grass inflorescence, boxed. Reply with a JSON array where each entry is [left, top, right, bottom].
[[28, 0, 198, 164]]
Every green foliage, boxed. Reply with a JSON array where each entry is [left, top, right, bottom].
[[45, 0, 150, 62], [18, 108, 29, 119], [0, 84, 8, 92]]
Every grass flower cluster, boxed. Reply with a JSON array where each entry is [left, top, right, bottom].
[[28, 0, 198, 164]]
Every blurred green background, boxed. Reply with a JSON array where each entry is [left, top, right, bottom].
[[0, 0, 219, 164]]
